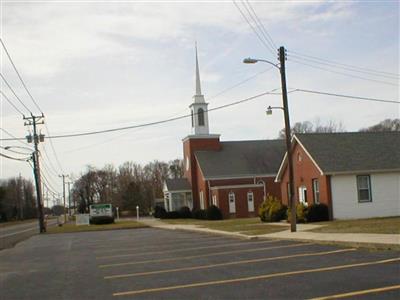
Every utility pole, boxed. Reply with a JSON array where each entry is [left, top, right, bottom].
[[278, 46, 297, 232], [67, 181, 72, 216], [24, 114, 46, 233], [59, 174, 68, 223]]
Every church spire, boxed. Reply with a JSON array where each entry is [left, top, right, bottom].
[[195, 42, 202, 96]]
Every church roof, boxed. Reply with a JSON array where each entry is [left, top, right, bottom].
[[275, 131, 400, 181], [195, 139, 286, 179], [296, 131, 400, 174], [165, 178, 192, 192]]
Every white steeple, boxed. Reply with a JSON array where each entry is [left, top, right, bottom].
[[190, 43, 210, 135]]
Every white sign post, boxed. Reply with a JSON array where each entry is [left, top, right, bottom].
[[116, 207, 119, 220], [136, 205, 139, 221]]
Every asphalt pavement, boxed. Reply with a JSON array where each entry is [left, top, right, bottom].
[[0, 227, 399, 299]]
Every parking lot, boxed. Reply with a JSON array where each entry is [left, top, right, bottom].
[[0, 227, 399, 299]]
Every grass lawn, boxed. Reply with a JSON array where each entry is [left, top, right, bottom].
[[46, 220, 148, 234], [311, 217, 400, 234], [163, 217, 287, 236]]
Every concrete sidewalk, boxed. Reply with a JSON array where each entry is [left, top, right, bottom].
[[139, 218, 400, 248]]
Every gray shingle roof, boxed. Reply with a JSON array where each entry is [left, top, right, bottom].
[[296, 131, 400, 174], [195, 139, 286, 179], [165, 178, 191, 191]]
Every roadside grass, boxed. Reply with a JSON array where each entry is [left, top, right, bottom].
[[163, 217, 287, 235], [0, 219, 37, 228], [46, 220, 148, 234], [310, 217, 400, 234]]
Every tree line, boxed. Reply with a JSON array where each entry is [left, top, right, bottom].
[[279, 118, 399, 137], [71, 159, 183, 215], [0, 177, 37, 222]]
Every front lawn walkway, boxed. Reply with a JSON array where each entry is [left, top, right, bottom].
[[162, 217, 287, 235]]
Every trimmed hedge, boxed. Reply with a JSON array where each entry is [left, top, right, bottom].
[[307, 203, 329, 222], [258, 194, 287, 222], [206, 205, 223, 220], [287, 203, 330, 223], [179, 206, 192, 218], [154, 206, 167, 218], [192, 209, 207, 220]]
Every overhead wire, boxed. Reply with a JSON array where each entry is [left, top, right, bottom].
[[0, 127, 31, 147], [0, 73, 32, 114], [232, 0, 276, 56], [288, 49, 399, 78], [1, 90, 25, 116], [0, 89, 281, 141], [0, 38, 43, 113], [0, 87, 398, 142], [289, 58, 398, 86], [0, 152, 30, 161], [243, 0, 277, 50], [291, 89, 400, 104], [288, 53, 398, 80]]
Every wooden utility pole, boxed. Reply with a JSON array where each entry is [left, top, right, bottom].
[[59, 174, 68, 222], [278, 46, 297, 232], [24, 114, 46, 233]]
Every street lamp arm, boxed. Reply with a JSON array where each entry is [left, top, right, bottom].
[[243, 57, 280, 69]]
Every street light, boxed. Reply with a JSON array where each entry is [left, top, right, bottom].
[[243, 47, 297, 232]]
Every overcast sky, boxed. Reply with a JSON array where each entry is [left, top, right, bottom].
[[1, 1, 399, 195]]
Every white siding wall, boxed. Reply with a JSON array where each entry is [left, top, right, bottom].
[[331, 172, 400, 219]]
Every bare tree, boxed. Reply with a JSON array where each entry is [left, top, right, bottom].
[[279, 119, 345, 138], [360, 118, 400, 132]]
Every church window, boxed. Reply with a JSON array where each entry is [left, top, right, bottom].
[[198, 108, 205, 126], [191, 110, 194, 127]]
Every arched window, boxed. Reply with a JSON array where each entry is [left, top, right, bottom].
[[191, 110, 194, 127], [198, 108, 205, 126]]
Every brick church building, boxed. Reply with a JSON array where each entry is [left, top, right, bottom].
[[163, 47, 285, 218]]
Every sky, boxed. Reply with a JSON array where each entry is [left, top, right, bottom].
[[1, 0, 399, 197]]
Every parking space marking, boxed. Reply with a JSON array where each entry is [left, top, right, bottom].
[[96, 239, 281, 259], [112, 257, 400, 297], [104, 248, 356, 279], [309, 284, 400, 299], [98, 242, 311, 268], [94, 236, 228, 254]]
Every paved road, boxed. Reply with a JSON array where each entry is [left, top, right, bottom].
[[0, 219, 57, 250], [0, 228, 399, 299]]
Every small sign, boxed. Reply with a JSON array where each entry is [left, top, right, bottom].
[[89, 204, 113, 217], [76, 214, 90, 226]]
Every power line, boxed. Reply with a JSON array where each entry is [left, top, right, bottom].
[[41, 143, 63, 176], [0, 90, 25, 116], [292, 88, 400, 104], [0, 152, 30, 161], [0, 73, 33, 114], [288, 53, 398, 80], [289, 58, 398, 86], [232, 1, 275, 56], [0, 38, 43, 113], [288, 49, 399, 78], [0, 87, 397, 142], [43, 123, 64, 173], [0, 89, 280, 141], [0, 128, 30, 146], [243, 0, 277, 50]]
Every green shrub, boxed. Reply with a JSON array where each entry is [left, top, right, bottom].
[[307, 203, 329, 222], [206, 205, 223, 220], [287, 203, 308, 223], [179, 206, 192, 218], [193, 209, 207, 219], [258, 194, 286, 222]]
